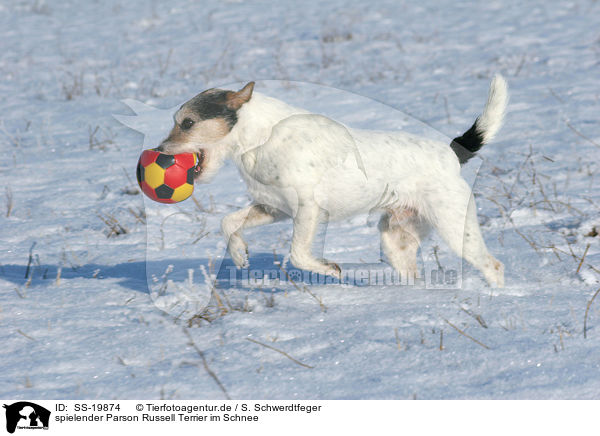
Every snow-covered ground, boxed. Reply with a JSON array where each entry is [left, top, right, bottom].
[[1, 0, 599, 399]]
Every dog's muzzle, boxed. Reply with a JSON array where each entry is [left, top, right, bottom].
[[194, 149, 206, 175]]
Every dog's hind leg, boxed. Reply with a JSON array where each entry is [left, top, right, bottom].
[[379, 208, 430, 281], [222, 204, 284, 268], [290, 201, 341, 279], [425, 181, 504, 287]]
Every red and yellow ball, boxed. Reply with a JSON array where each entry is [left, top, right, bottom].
[[136, 149, 198, 203]]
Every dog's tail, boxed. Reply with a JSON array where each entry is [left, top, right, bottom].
[[450, 74, 508, 164]]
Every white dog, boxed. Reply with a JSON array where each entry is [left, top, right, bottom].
[[159, 76, 508, 287]]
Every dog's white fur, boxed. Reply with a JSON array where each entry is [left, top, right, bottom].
[[475, 75, 508, 144], [170, 77, 508, 287]]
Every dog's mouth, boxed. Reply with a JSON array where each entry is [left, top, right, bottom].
[[194, 149, 206, 178]]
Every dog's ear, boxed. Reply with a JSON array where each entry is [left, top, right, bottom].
[[226, 82, 254, 110]]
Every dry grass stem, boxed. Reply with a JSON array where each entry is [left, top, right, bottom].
[[246, 337, 314, 369]]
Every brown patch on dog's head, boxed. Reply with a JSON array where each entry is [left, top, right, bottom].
[[224, 81, 254, 110], [159, 82, 255, 155]]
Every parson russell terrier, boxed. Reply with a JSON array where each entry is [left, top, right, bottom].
[[158, 77, 508, 287]]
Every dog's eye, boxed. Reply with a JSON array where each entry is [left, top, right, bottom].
[[181, 118, 194, 130]]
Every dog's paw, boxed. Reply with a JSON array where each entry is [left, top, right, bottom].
[[228, 237, 249, 269], [316, 259, 342, 280], [324, 261, 342, 280], [386, 257, 419, 281], [484, 256, 504, 288], [492, 262, 505, 288], [290, 255, 341, 280]]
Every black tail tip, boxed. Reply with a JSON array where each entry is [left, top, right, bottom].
[[450, 120, 484, 164]]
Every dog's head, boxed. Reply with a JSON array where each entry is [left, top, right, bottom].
[[158, 82, 254, 155]]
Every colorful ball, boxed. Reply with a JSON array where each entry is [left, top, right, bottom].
[[136, 149, 199, 203]]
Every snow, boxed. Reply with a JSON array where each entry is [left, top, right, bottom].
[[1, 0, 600, 399]]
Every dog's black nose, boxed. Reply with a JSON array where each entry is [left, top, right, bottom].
[[156, 143, 165, 152]]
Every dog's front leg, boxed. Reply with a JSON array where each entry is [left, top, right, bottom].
[[290, 202, 341, 279], [222, 204, 282, 268]]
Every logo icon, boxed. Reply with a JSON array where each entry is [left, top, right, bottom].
[[3, 402, 50, 434]]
